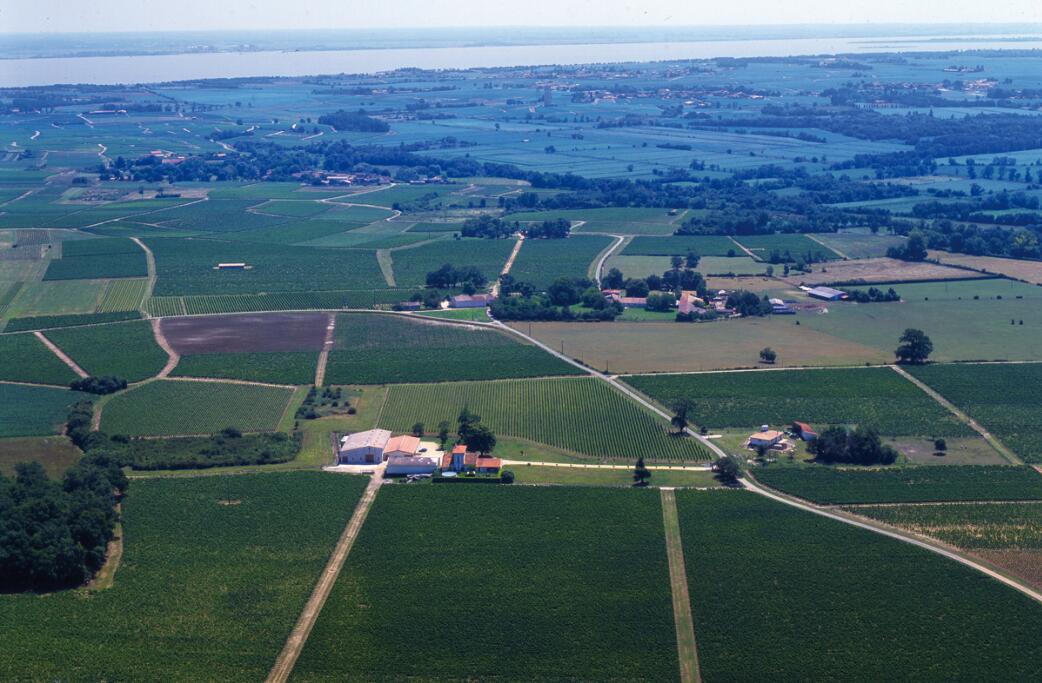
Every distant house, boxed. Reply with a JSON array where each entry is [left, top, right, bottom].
[[217, 262, 247, 270], [338, 429, 392, 464], [384, 434, 422, 459], [769, 298, 795, 314], [618, 297, 647, 308], [678, 291, 704, 315], [804, 286, 847, 301], [450, 293, 495, 309], [385, 455, 438, 476], [442, 444, 477, 472], [748, 430, 784, 449], [476, 457, 502, 474], [792, 421, 818, 441], [397, 301, 422, 310]]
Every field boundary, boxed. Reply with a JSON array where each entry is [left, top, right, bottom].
[[313, 313, 336, 386], [150, 318, 180, 378], [661, 488, 701, 683], [34, 331, 88, 378], [743, 472, 1042, 605], [87, 506, 122, 591], [889, 364, 1022, 465], [266, 470, 384, 683], [592, 234, 626, 286], [130, 237, 156, 315], [805, 233, 848, 259]]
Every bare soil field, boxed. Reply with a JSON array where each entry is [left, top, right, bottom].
[[515, 318, 889, 374], [784, 257, 989, 286], [974, 550, 1042, 591], [929, 252, 1042, 285], [160, 312, 329, 354]]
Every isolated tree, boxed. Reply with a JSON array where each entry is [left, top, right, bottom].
[[457, 406, 481, 441], [934, 438, 947, 453], [714, 455, 741, 484], [500, 469, 515, 484], [465, 424, 497, 455], [759, 347, 777, 364], [685, 250, 700, 269], [895, 328, 933, 364], [437, 421, 451, 448], [411, 422, 425, 438], [633, 456, 652, 487], [670, 398, 694, 435]]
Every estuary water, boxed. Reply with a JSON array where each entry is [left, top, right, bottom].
[[1, 35, 1041, 87]]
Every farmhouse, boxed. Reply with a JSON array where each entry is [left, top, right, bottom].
[[440, 444, 500, 473], [792, 421, 818, 441], [748, 430, 784, 449], [678, 291, 705, 315], [338, 429, 392, 464], [385, 455, 438, 476], [602, 290, 648, 308], [803, 286, 847, 301], [450, 293, 496, 308], [769, 298, 795, 314], [217, 262, 247, 270], [384, 434, 422, 458]]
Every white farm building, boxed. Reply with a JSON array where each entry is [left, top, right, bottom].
[[338, 429, 391, 465]]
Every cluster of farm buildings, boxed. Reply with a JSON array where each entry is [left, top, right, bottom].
[[337, 429, 502, 477], [746, 422, 819, 453]]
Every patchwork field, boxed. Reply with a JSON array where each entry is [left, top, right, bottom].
[[0, 332, 79, 385], [100, 380, 294, 436], [0, 472, 368, 682], [292, 485, 679, 682], [784, 257, 990, 286], [850, 502, 1042, 589], [509, 207, 684, 235], [45, 320, 168, 382], [678, 490, 1042, 680], [0, 383, 89, 438], [623, 234, 739, 257], [733, 234, 841, 262], [389, 238, 514, 288], [907, 363, 1042, 463], [378, 377, 711, 462], [754, 465, 1042, 504], [930, 251, 1042, 286], [625, 366, 972, 437], [325, 313, 579, 384], [171, 351, 318, 385], [812, 231, 907, 259], [797, 280, 1042, 363], [508, 234, 612, 289], [517, 319, 890, 374]]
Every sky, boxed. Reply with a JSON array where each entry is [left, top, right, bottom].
[[1, 0, 1041, 33]]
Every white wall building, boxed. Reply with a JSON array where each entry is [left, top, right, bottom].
[[338, 429, 391, 465]]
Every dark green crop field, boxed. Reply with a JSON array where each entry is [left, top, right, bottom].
[[733, 233, 842, 262], [623, 235, 740, 257], [390, 238, 514, 287], [292, 485, 678, 682], [625, 367, 972, 436], [677, 490, 1042, 680], [44, 252, 148, 281], [0, 471, 368, 682], [0, 384, 90, 438], [0, 333, 79, 385], [754, 465, 1042, 504], [172, 351, 318, 385], [3, 311, 142, 332], [45, 320, 168, 382], [379, 377, 711, 462], [146, 238, 387, 295], [324, 313, 580, 384], [508, 235, 612, 289], [907, 363, 1042, 463], [101, 380, 293, 436]]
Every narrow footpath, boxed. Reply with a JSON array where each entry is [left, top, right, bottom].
[[313, 314, 336, 387], [661, 489, 701, 683], [151, 318, 180, 378], [34, 331, 88, 378], [889, 364, 1021, 464], [266, 468, 385, 683]]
